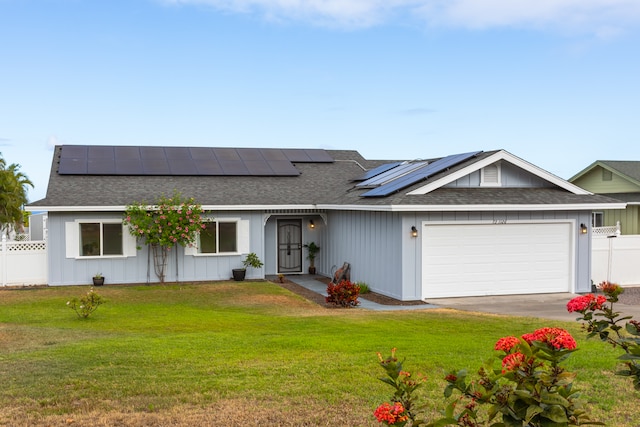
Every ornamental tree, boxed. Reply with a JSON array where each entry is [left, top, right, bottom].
[[123, 192, 206, 283], [0, 153, 33, 238]]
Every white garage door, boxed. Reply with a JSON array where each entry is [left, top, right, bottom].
[[422, 222, 573, 299]]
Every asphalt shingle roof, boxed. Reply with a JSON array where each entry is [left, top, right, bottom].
[[28, 145, 621, 210], [599, 161, 640, 183]]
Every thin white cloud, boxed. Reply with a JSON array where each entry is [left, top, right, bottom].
[[161, 0, 640, 36], [46, 135, 61, 151]]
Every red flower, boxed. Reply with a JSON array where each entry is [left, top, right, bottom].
[[522, 327, 576, 350], [566, 294, 606, 313], [501, 352, 527, 373], [374, 402, 408, 425], [444, 373, 457, 382], [494, 336, 520, 352]]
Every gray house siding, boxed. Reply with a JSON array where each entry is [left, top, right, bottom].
[[47, 211, 265, 286], [446, 161, 554, 188], [317, 208, 593, 301], [324, 210, 403, 299]]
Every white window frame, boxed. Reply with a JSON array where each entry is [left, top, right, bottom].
[[480, 163, 501, 187], [592, 212, 604, 228], [66, 220, 137, 259], [187, 218, 250, 257]]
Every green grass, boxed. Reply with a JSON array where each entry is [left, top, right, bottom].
[[0, 282, 637, 426]]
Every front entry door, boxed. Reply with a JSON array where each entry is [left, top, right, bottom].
[[277, 219, 302, 273]]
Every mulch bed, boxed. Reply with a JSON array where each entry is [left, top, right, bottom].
[[273, 276, 427, 307]]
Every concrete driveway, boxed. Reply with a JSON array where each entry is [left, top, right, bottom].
[[427, 292, 640, 322]]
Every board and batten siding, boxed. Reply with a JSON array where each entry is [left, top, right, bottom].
[[444, 161, 554, 188], [325, 210, 404, 299], [604, 206, 640, 235], [48, 211, 263, 285], [325, 209, 591, 301]]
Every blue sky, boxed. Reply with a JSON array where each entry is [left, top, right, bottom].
[[1, 0, 639, 202]]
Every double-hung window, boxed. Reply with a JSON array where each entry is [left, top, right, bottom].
[[79, 222, 124, 256], [199, 221, 238, 254], [592, 212, 604, 228], [66, 220, 135, 258]]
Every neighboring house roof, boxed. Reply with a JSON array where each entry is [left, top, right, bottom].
[[570, 160, 640, 187], [28, 145, 623, 212], [569, 160, 640, 205]]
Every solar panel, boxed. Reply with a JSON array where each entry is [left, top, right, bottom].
[[57, 145, 333, 176], [219, 160, 250, 175], [244, 160, 274, 175], [168, 159, 198, 175], [268, 160, 301, 176], [353, 162, 403, 181], [88, 158, 116, 174], [194, 158, 223, 175], [283, 149, 333, 163], [356, 161, 428, 188], [58, 157, 87, 174], [57, 146, 88, 174], [361, 151, 482, 197]]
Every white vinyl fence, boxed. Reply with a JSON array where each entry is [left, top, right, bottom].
[[0, 235, 48, 286], [592, 234, 640, 286]]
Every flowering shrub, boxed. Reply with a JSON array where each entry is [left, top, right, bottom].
[[374, 348, 427, 426], [374, 402, 410, 426], [67, 288, 105, 318], [567, 281, 640, 390], [374, 330, 600, 426], [325, 279, 360, 307], [123, 192, 206, 282]]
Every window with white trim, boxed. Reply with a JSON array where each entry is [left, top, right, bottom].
[[199, 221, 238, 254], [592, 212, 604, 227], [480, 163, 501, 186], [66, 220, 136, 258], [79, 222, 123, 256]]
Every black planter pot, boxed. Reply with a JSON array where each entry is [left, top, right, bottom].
[[93, 277, 104, 286], [232, 268, 246, 281]]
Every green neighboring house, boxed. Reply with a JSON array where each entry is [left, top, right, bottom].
[[570, 161, 640, 235]]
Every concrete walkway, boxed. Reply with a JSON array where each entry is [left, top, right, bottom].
[[286, 275, 440, 311], [285, 275, 640, 321]]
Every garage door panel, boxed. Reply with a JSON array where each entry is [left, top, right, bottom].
[[422, 222, 572, 298]]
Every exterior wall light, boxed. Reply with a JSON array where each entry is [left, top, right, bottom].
[[309, 219, 315, 229], [580, 223, 588, 234], [411, 226, 418, 237]]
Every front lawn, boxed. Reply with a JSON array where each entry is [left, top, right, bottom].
[[0, 282, 636, 426]]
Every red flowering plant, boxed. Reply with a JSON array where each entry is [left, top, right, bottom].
[[567, 281, 640, 390], [326, 279, 361, 307], [435, 327, 600, 426], [374, 330, 601, 426], [123, 192, 206, 283], [374, 348, 427, 426]]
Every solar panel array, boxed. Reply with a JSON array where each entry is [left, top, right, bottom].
[[352, 162, 403, 182], [360, 151, 482, 197], [57, 146, 334, 176], [356, 161, 428, 188]]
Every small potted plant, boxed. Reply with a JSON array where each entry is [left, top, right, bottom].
[[92, 272, 104, 286], [303, 242, 320, 274], [232, 252, 264, 281]]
